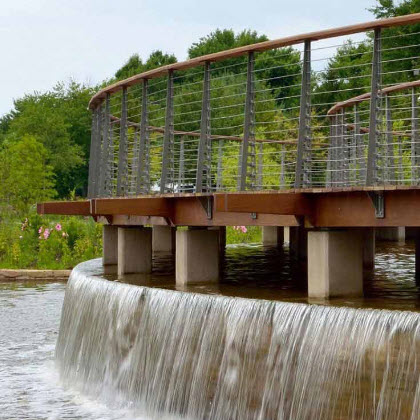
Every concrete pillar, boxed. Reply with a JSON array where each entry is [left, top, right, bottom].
[[363, 228, 375, 270], [289, 226, 307, 260], [152, 225, 175, 253], [103, 225, 118, 265], [414, 228, 420, 279], [218, 226, 226, 254], [262, 226, 284, 246], [118, 227, 152, 276], [308, 230, 363, 298], [176, 228, 220, 285], [284, 227, 290, 244], [375, 227, 405, 242]]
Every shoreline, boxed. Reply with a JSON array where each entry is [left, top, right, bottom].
[[0, 269, 71, 282]]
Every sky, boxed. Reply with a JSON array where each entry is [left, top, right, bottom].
[[0, 0, 378, 116]]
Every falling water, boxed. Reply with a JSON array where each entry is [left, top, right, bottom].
[[57, 260, 420, 420]]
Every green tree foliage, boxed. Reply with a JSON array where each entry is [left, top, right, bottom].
[[3, 81, 94, 197], [115, 50, 177, 80], [370, 0, 420, 17], [0, 136, 55, 215], [188, 29, 268, 58]]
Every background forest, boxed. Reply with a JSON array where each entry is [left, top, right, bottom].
[[0, 0, 418, 269]]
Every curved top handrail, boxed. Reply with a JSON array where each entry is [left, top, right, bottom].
[[328, 80, 420, 115], [88, 13, 420, 110]]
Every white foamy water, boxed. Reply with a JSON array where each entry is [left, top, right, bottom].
[[3, 242, 420, 419], [0, 281, 153, 420], [56, 260, 420, 420]]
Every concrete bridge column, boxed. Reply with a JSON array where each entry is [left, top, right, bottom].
[[376, 227, 405, 242], [176, 228, 220, 285], [152, 226, 175, 253], [363, 228, 375, 270], [118, 227, 152, 276], [308, 230, 363, 298], [284, 227, 290, 244], [262, 226, 284, 247], [103, 225, 118, 265], [414, 228, 420, 279], [289, 226, 307, 260]]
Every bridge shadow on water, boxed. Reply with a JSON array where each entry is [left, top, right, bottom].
[[101, 241, 420, 312]]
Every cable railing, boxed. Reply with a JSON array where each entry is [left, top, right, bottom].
[[87, 13, 420, 198]]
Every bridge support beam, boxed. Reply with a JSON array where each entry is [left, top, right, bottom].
[[152, 226, 175, 253], [176, 228, 220, 285], [308, 230, 363, 298], [376, 227, 405, 242], [363, 228, 375, 270], [262, 226, 284, 247], [118, 227, 152, 275], [103, 225, 118, 265]]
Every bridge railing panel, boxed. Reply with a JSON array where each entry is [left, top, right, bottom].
[[87, 14, 420, 198]]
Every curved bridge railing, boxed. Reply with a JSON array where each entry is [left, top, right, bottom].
[[87, 13, 420, 198]]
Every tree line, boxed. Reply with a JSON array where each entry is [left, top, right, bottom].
[[0, 0, 418, 215]]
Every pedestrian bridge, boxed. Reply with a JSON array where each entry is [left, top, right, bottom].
[[39, 13, 420, 298]]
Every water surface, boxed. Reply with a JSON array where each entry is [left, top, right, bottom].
[[1, 241, 420, 419]]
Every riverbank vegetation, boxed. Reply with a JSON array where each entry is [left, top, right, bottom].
[[0, 0, 416, 268]]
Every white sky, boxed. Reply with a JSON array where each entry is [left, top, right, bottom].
[[1, 0, 377, 116]]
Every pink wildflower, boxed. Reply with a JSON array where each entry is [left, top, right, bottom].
[[43, 228, 50, 240], [55, 223, 62, 231], [240, 226, 247, 233], [38, 227, 43, 234]]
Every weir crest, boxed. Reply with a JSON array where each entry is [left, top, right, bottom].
[[56, 260, 420, 420]]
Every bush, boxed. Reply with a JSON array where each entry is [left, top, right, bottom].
[[0, 212, 102, 269], [226, 226, 261, 244]]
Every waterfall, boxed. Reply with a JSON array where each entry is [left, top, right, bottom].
[[56, 260, 420, 420]]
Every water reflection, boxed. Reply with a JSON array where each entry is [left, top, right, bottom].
[[97, 241, 420, 311]]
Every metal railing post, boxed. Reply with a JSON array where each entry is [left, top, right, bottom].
[[366, 28, 382, 186], [280, 144, 286, 188], [385, 94, 396, 184], [117, 87, 128, 196], [239, 51, 256, 191], [337, 110, 344, 186], [295, 40, 312, 188], [99, 94, 111, 197], [178, 136, 185, 192], [196, 61, 211, 192], [354, 104, 365, 183], [257, 142, 263, 190], [161, 71, 175, 193], [412, 88, 419, 184], [87, 107, 100, 198], [216, 140, 224, 191], [137, 79, 150, 194]]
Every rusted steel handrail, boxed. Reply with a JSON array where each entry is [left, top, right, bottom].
[[89, 14, 420, 110], [328, 80, 420, 115]]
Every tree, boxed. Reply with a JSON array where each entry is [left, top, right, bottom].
[[370, 0, 420, 17], [0, 136, 55, 215], [115, 50, 177, 80], [3, 81, 94, 197]]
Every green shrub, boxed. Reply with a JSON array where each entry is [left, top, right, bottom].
[[0, 212, 102, 269], [226, 226, 261, 244]]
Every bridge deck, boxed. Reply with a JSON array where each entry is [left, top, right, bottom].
[[38, 186, 420, 228]]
